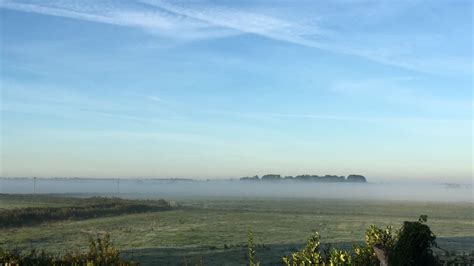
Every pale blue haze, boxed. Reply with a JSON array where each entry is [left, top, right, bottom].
[[0, 0, 472, 182]]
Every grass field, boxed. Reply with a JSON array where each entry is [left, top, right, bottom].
[[1, 194, 473, 265]]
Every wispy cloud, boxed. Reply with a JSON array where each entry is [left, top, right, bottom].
[[146, 0, 471, 74], [146, 95, 167, 103], [0, 0, 239, 40], [140, 0, 318, 38], [1, 0, 471, 74]]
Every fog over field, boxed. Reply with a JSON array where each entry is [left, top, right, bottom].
[[1, 178, 471, 203], [0, 0, 472, 264]]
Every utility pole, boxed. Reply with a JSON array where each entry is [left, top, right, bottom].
[[116, 178, 120, 194], [33, 176, 37, 194]]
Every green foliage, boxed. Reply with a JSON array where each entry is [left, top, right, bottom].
[[364, 224, 397, 248], [282, 217, 438, 266], [283, 231, 324, 265], [87, 234, 122, 265], [328, 249, 351, 265], [388, 219, 438, 266], [247, 230, 259, 266], [282, 231, 353, 265], [350, 224, 397, 265], [418, 214, 428, 223], [0, 233, 137, 265], [352, 244, 379, 265]]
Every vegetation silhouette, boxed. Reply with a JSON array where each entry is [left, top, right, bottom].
[[241, 174, 367, 183]]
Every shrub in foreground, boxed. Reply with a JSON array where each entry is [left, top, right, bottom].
[[0, 234, 137, 266], [280, 216, 438, 265], [389, 219, 437, 265]]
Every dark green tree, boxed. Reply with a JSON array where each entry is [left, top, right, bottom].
[[388, 216, 438, 266]]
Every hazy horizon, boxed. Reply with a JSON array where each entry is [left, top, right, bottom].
[[0, 173, 474, 185], [1, 1, 472, 183], [1, 178, 472, 202]]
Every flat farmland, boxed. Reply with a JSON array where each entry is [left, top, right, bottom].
[[1, 195, 473, 265]]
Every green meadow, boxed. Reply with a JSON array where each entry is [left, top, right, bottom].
[[1, 194, 473, 265]]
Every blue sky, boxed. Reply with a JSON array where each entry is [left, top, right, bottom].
[[0, 0, 472, 182]]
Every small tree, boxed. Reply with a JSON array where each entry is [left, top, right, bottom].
[[388, 216, 438, 266]]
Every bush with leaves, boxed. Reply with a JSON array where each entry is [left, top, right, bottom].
[[352, 224, 397, 264], [281, 216, 439, 266], [364, 224, 397, 248], [328, 249, 352, 265], [388, 218, 438, 266], [352, 243, 378, 265], [282, 231, 324, 265], [282, 226, 396, 265]]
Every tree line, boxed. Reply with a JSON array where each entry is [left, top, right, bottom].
[[241, 174, 367, 182]]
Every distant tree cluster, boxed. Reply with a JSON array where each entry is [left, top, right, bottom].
[[240, 174, 367, 183]]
